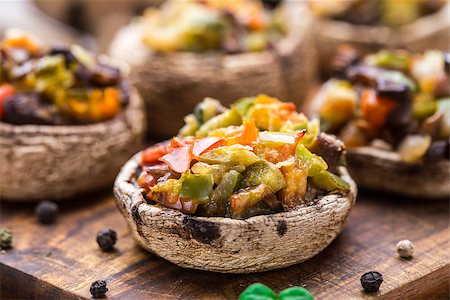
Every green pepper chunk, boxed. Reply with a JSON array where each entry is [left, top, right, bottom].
[[198, 145, 261, 167], [179, 173, 214, 203], [239, 283, 277, 300], [242, 161, 285, 192], [295, 144, 328, 177], [211, 170, 242, 202], [196, 109, 242, 137], [279, 287, 314, 300], [309, 170, 350, 193]]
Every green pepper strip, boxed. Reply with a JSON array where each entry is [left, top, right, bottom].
[[195, 108, 242, 137], [198, 145, 261, 167], [309, 170, 350, 193], [295, 144, 327, 177]]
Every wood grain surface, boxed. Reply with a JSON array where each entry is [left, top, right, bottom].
[[0, 190, 448, 299]]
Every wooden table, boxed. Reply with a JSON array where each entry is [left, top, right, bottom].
[[1, 190, 448, 299]]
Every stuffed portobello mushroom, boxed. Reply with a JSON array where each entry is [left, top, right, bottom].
[[114, 95, 356, 273], [313, 48, 450, 198], [0, 30, 145, 201], [109, 0, 317, 138], [309, 0, 449, 74]]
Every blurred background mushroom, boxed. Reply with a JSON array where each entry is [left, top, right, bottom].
[[0, 0, 94, 50]]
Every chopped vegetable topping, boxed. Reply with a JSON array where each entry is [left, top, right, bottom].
[[317, 48, 450, 162], [138, 95, 350, 219], [0, 29, 127, 125], [140, 0, 286, 54]]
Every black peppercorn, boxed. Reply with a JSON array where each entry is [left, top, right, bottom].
[[360, 271, 383, 293], [0, 228, 13, 250], [35, 201, 58, 225], [96, 229, 117, 252], [90, 280, 108, 298]]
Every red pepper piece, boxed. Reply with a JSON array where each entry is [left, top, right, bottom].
[[142, 143, 169, 164], [192, 137, 224, 157], [160, 145, 192, 173]]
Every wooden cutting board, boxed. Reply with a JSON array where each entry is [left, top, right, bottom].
[[0, 190, 448, 299]]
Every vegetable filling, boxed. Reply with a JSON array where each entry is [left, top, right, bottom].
[[317, 48, 450, 162], [0, 29, 128, 125], [137, 95, 350, 219], [140, 0, 286, 54]]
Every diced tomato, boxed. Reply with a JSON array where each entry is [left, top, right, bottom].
[[142, 143, 169, 164], [192, 137, 224, 157], [160, 145, 192, 173], [0, 84, 15, 118], [360, 89, 397, 128]]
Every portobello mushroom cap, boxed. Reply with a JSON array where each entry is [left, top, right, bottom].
[[109, 2, 317, 138], [346, 147, 450, 199], [113, 150, 357, 273], [0, 88, 145, 201], [314, 3, 450, 74]]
